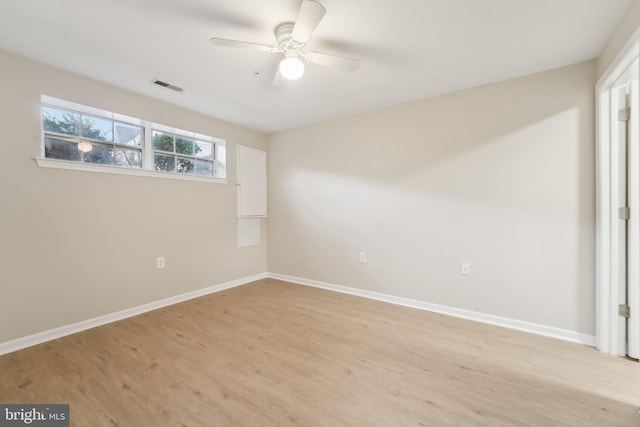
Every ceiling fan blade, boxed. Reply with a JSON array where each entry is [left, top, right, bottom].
[[272, 69, 285, 87], [305, 51, 360, 72], [291, 0, 326, 43], [209, 37, 277, 53]]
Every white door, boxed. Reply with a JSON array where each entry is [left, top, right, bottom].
[[595, 36, 640, 359], [614, 77, 640, 360], [627, 80, 640, 360]]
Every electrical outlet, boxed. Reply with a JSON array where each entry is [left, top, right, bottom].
[[156, 257, 165, 269], [359, 252, 367, 263], [460, 262, 471, 276]]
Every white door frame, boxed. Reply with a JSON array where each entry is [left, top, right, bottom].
[[596, 34, 640, 355]]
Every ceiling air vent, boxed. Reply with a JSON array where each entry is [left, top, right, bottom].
[[152, 79, 184, 93]]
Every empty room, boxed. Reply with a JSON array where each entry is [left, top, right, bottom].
[[1, 0, 639, 425]]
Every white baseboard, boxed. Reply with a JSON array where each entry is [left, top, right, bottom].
[[268, 272, 596, 347], [1, 271, 596, 356], [0, 273, 268, 356]]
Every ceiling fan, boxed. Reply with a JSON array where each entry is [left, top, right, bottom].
[[209, 0, 360, 86]]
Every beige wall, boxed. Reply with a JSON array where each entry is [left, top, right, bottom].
[[598, 0, 640, 77], [0, 49, 267, 343], [268, 61, 597, 335]]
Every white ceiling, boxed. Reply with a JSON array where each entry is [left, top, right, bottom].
[[0, 0, 632, 133]]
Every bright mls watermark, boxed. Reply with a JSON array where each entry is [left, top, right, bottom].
[[0, 405, 68, 426]]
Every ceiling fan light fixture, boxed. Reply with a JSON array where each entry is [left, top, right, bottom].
[[279, 56, 305, 80]]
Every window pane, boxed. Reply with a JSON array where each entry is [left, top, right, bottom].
[[42, 106, 80, 136], [195, 160, 213, 176], [154, 153, 175, 172], [115, 123, 142, 147], [195, 141, 213, 160], [82, 115, 113, 142], [84, 145, 114, 165], [153, 132, 174, 152], [176, 157, 195, 174], [115, 148, 142, 169], [44, 137, 81, 161], [175, 137, 194, 155]]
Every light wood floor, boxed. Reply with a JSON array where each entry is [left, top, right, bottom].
[[1, 278, 638, 426]]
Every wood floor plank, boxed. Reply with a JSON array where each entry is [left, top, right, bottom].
[[0, 278, 638, 426]]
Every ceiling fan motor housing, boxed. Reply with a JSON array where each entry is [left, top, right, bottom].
[[275, 23, 303, 54]]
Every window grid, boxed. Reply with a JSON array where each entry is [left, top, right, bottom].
[[151, 129, 216, 177], [42, 105, 144, 169]]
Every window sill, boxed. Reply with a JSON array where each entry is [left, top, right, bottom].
[[35, 158, 228, 184]]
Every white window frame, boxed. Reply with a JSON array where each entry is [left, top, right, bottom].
[[36, 95, 228, 184]]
